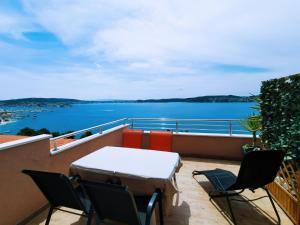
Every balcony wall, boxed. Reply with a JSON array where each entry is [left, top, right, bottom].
[[0, 126, 124, 225], [0, 125, 252, 225], [0, 135, 52, 225], [142, 132, 252, 160]]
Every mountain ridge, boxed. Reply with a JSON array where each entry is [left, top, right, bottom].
[[0, 95, 257, 106]]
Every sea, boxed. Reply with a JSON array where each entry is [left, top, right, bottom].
[[0, 102, 255, 135]]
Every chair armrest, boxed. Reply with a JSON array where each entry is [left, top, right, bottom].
[[145, 189, 162, 225], [69, 175, 80, 182], [68, 175, 81, 188]]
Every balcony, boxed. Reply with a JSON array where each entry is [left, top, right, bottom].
[[0, 118, 294, 225]]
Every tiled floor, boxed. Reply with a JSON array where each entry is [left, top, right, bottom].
[[26, 157, 293, 225]]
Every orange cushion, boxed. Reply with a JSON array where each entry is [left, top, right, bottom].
[[149, 131, 173, 152], [122, 129, 143, 149]]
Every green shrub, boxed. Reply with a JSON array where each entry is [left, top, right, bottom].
[[61, 130, 75, 139], [36, 128, 51, 135], [80, 131, 93, 139], [16, 128, 75, 139], [51, 132, 61, 137], [17, 127, 37, 136], [17, 127, 59, 136], [260, 73, 300, 168]]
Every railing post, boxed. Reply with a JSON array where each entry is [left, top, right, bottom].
[[99, 127, 103, 134], [53, 140, 58, 151], [176, 121, 179, 133], [131, 120, 134, 129], [228, 120, 232, 136]]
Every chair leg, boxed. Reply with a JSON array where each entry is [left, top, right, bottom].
[[265, 188, 281, 224], [173, 174, 178, 188], [209, 190, 244, 224], [158, 192, 164, 225], [45, 206, 54, 225], [225, 193, 237, 225], [86, 206, 94, 225]]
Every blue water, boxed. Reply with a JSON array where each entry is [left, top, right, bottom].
[[0, 103, 255, 135]]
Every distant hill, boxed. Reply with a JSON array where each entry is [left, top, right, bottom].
[[0, 98, 86, 107], [137, 95, 257, 103], [0, 95, 257, 107]]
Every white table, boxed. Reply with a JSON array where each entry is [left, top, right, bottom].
[[70, 146, 182, 217]]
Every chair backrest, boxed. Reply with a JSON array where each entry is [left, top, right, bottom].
[[22, 170, 86, 212], [81, 181, 142, 225], [229, 150, 285, 190], [122, 129, 143, 149], [149, 131, 172, 152]]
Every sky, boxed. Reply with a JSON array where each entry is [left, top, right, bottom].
[[0, 0, 300, 100]]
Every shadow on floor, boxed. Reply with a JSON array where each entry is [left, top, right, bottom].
[[165, 200, 191, 225], [25, 208, 49, 225], [194, 179, 279, 225], [25, 207, 89, 225], [70, 216, 88, 225]]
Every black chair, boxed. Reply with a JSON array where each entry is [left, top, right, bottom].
[[22, 170, 93, 225], [192, 150, 285, 225], [80, 180, 164, 225]]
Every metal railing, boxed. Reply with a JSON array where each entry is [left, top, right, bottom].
[[127, 118, 248, 135], [50, 117, 250, 150], [51, 118, 127, 150]]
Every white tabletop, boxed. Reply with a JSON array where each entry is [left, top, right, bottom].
[[71, 146, 181, 180]]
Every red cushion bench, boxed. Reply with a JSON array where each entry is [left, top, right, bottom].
[[149, 131, 173, 152], [122, 129, 143, 149]]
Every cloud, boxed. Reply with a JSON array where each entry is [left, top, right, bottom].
[[0, 11, 33, 39], [20, 1, 300, 70], [0, 1, 299, 99], [0, 64, 282, 100]]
